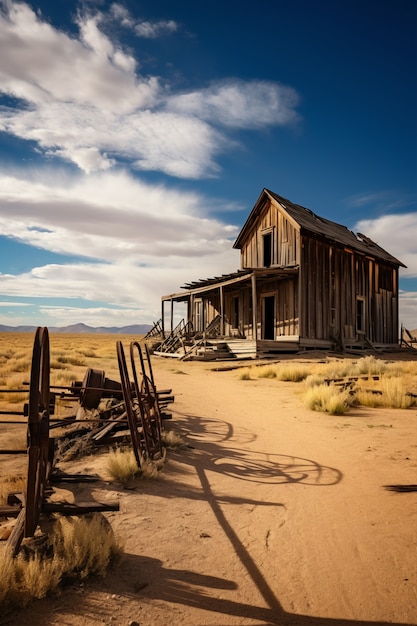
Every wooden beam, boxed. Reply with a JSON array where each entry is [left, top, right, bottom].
[[220, 285, 224, 335], [251, 274, 258, 340]]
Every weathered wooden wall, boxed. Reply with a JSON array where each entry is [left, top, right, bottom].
[[239, 201, 299, 269], [300, 237, 399, 345]]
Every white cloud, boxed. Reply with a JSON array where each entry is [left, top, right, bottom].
[[0, 169, 239, 262], [110, 3, 179, 38], [0, 167, 240, 322], [0, 254, 238, 324], [0, 1, 300, 177], [39, 306, 152, 327], [134, 19, 178, 39], [399, 291, 417, 331], [355, 213, 417, 279], [355, 212, 417, 329], [168, 80, 301, 129]]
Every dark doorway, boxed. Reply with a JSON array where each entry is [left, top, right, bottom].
[[263, 295, 275, 340]]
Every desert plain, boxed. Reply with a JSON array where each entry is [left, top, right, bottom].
[[0, 333, 416, 626]]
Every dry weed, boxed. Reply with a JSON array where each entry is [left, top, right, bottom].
[[303, 384, 354, 415], [107, 447, 139, 486], [0, 513, 123, 612]]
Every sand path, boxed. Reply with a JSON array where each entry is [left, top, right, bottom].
[[3, 358, 417, 625]]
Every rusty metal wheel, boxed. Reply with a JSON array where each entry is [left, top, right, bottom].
[[25, 327, 52, 537], [79, 368, 106, 410], [130, 342, 163, 460], [116, 341, 144, 469]]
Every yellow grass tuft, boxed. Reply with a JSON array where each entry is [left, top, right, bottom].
[[18, 552, 63, 600], [161, 429, 185, 448], [0, 514, 122, 612], [53, 514, 123, 580], [238, 368, 252, 380], [354, 355, 387, 376], [303, 384, 353, 415], [107, 447, 139, 486], [355, 377, 414, 409], [0, 474, 27, 505]]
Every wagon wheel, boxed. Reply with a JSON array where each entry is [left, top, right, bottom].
[[130, 342, 163, 460], [25, 327, 51, 537], [79, 368, 105, 410], [128, 341, 154, 461], [116, 341, 144, 470]]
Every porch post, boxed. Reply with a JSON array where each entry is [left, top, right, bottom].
[[220, 285, 224, 335], [251, 273, 258, 340], [161, 299, 165, 338], [170, 298, 174, 332]]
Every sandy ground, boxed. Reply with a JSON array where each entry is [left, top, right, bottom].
[[1, 354, 417, 626]]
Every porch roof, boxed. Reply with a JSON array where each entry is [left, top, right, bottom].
[[161, 266, 298, 302]]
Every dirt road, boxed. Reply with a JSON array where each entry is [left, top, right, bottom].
[[3, 358, 417, 625]]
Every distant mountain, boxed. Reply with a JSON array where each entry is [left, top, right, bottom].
[[0, 322, 153, 335]]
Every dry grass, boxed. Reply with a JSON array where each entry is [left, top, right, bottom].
[[161, 429, 185, 448], [355, 377, 414, 409], [0, 513, 123, 612], [106, 446, 166, 485], [239, 355, 417, 413], [107, 447, 140, 486], [0, 474, 27, 506], [303, 383, 354, 415], [0, 333, 144, 400]]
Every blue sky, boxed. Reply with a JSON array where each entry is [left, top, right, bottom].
[[0, 0, 416, 329]]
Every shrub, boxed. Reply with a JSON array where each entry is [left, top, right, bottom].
[[53, 514, 122, 580], [355, 378, 414, 409], [107, 448, 140, 486], [354, 355, 386, 377], [304, 374, 326, 388], [238, 368, 252, 380], [161, 429, 185, 448], [256, 365, 278, 379], [0, 514, 122, 612], [303, 384, 353, 415]]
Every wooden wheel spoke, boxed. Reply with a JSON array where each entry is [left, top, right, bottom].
[[116, 341, 145, 469], [25, 327, 51, 538], [130, 342, 163, 460]]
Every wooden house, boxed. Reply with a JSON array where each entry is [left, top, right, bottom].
[[158, 189, 405, 358]]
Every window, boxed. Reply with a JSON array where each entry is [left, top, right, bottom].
[[356, 298, 365, 334], [263, 232, 272, 267], [194, 299, 203, 332]]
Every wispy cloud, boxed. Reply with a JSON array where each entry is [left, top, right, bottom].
[[0, 1, 300, 177], [110, 3, 179, 38], [168, 80, 300, 129], [348, 190, 415, 213]]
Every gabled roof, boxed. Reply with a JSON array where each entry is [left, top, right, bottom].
[[233, 188, 406, 267]]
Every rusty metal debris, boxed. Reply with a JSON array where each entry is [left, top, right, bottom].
[[0, 327, 174, 556]]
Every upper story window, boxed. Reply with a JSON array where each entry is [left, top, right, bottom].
[[262, 231, 272, 267]]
